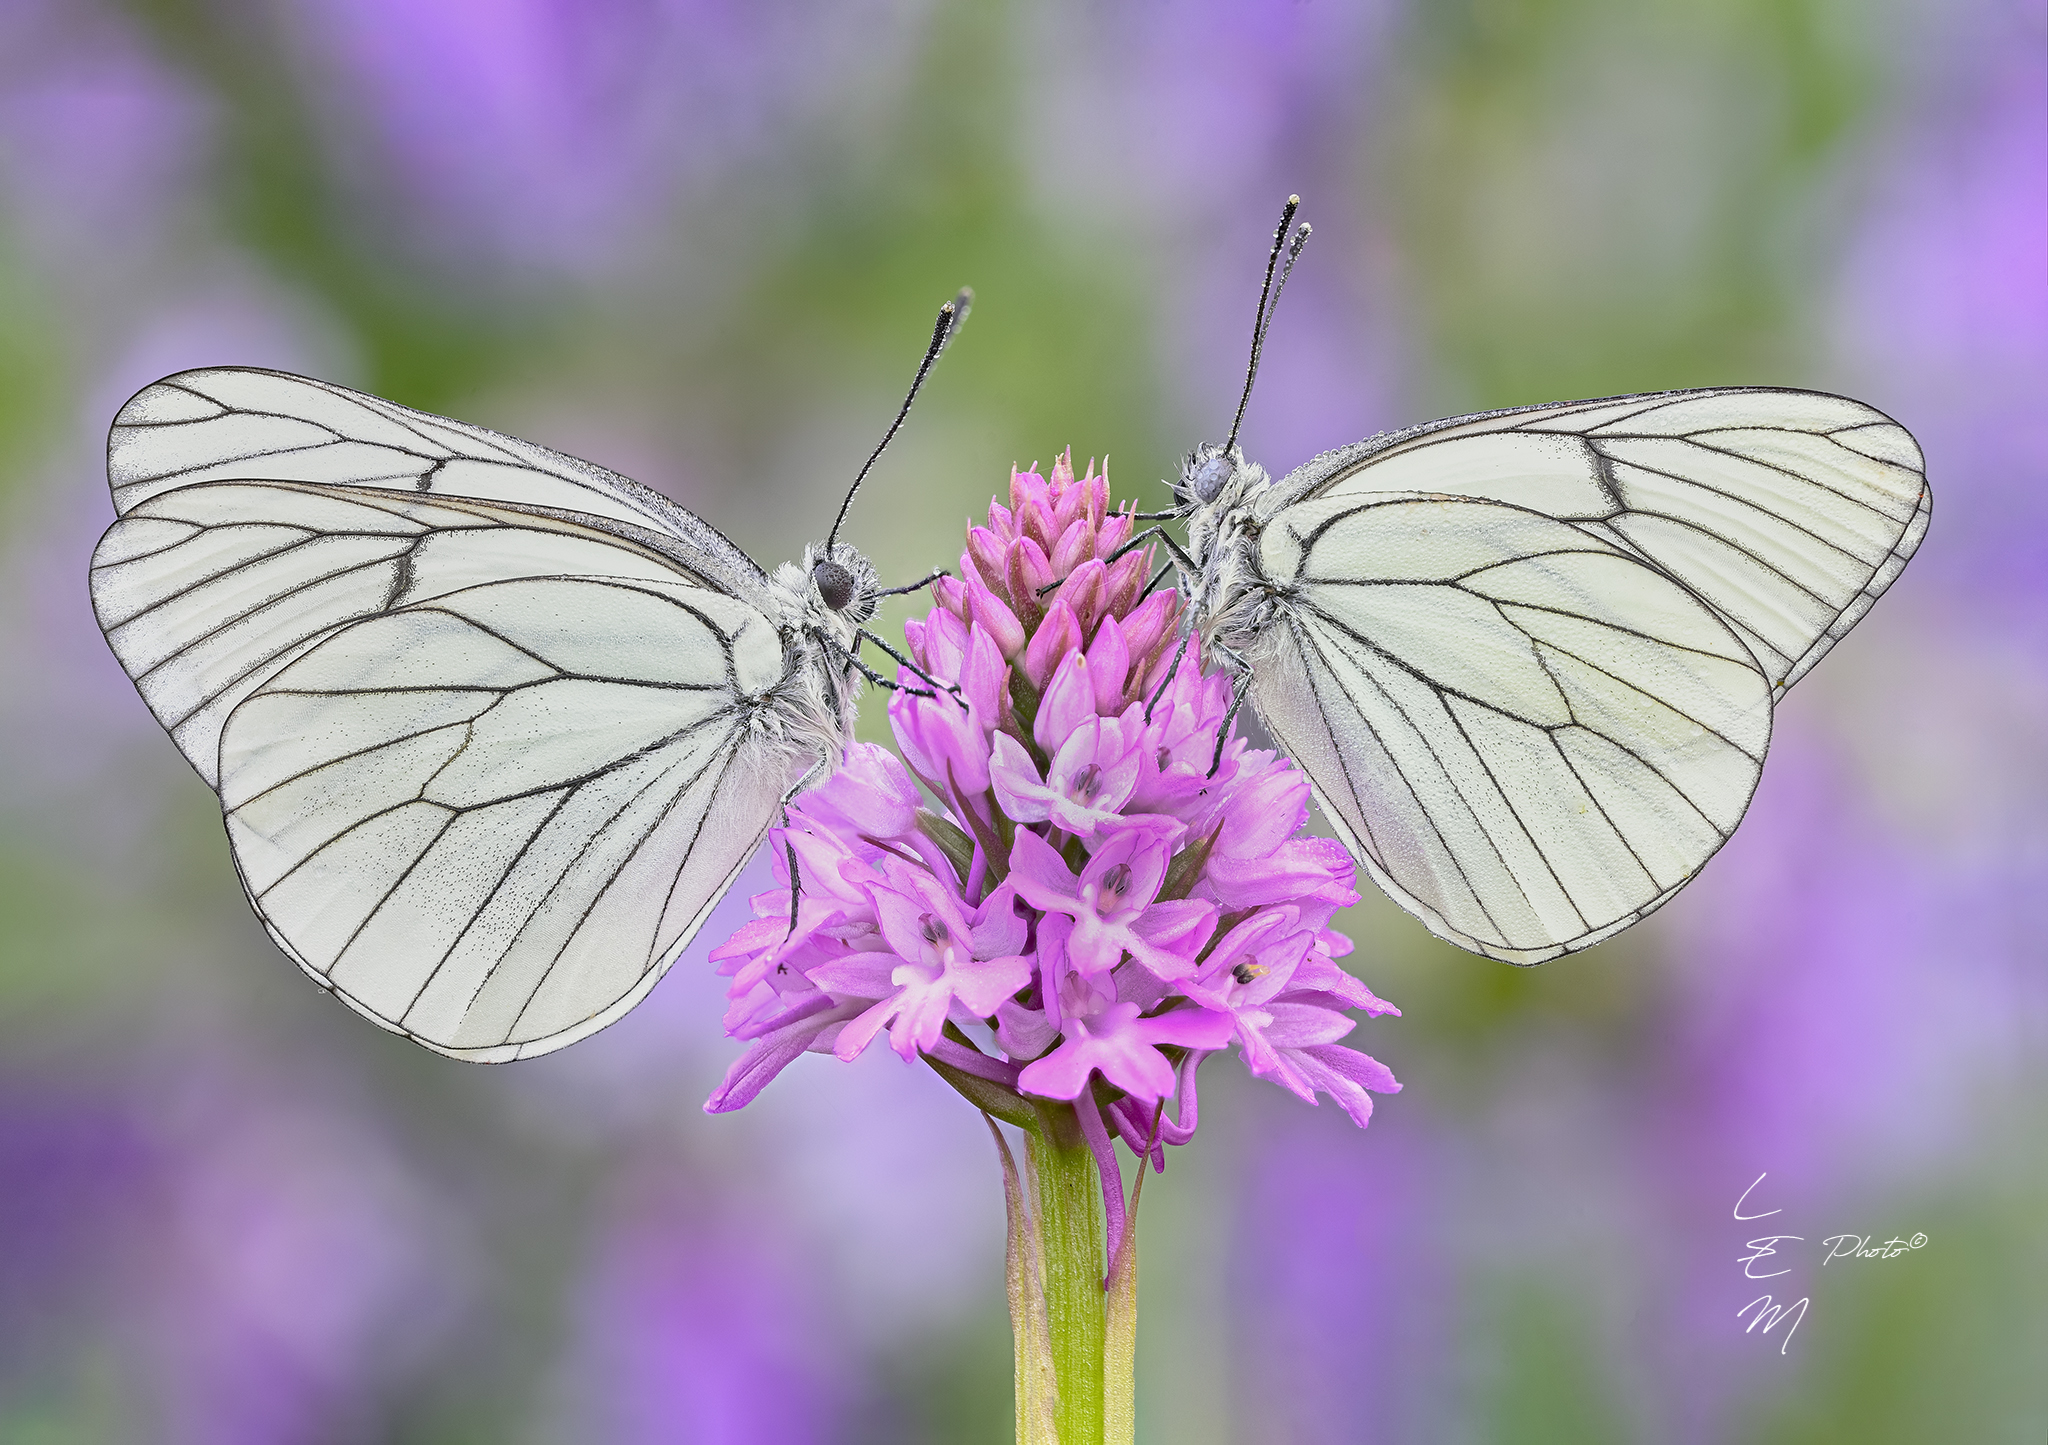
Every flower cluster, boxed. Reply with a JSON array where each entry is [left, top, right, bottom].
[[706, 455, 1399, 1161]]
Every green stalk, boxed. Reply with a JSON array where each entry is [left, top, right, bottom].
[[975, 1091, 1146, 1444], [1026, 1102, 1110, 1444]]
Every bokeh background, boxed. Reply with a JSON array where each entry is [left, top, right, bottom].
[[2, 0, 2043, 1440]]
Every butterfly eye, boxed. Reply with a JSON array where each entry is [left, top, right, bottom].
[[811, 560, 856, 611], [1188, 450, 1235, 504]]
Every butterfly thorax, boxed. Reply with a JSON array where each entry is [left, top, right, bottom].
[[757, 542, 879, 754], [1177, 452, 1282, 674]]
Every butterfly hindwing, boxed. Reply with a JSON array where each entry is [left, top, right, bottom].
[[1253, 493, 1770, 963], [215, 574, 789, 1060]]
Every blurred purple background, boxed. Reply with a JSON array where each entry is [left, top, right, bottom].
[[1, 0, 2042, 1440]]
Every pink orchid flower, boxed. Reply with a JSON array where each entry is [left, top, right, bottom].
[[1008, 820, 1216, 980], [812, 865, 1032, 1062]]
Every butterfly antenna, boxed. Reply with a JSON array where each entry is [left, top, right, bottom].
[[1224, 196, 1312, 456], [826, 288, 972, 555]]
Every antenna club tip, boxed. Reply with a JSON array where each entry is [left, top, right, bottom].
[[1287, 193, 1301, 206]]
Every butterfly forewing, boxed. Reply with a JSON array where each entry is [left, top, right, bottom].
[[89, 480, 739, 788], [1275, 387, 1929, 692], [107, 368, 771, 599]]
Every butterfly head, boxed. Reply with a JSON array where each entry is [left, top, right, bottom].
[[765, 545, 879, 656], [1177, 441, 1259, 511], [803, 544, 879, 625]]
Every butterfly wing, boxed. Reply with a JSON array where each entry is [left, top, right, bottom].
[[217, 575, 793, 1059], [1250, 495, 1771, 963], [91, 478, 751, 789], [1270, 387, 1929, 692], [107, 366, 766, 598], [93, 369, 816, 1057]]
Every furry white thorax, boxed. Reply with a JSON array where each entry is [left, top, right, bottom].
[[1178, 454, 1286, 672], [748, 542, 880, 766]]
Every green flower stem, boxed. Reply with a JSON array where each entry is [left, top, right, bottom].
[[1028, 1104, 1109, 1442], [1007, 1100, 1145, 1444], [972, 1090, 1144, 1444]]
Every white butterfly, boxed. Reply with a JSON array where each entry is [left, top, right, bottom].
[[1128, 199, 1929, 964], [90, 299, 965, 1059]]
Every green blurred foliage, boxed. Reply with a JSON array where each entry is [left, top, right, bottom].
[[1468, 1278, 1631, 1445], [125, 0, 568, 409], [0, 239, 66, 509], [1383, 0, 1886, 409]]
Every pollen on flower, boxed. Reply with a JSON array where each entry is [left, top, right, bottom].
[[704, 450, 1400, 1162]]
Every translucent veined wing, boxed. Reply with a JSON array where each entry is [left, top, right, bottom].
[[91, 367, 871, 1059], [91, 477, 754, 788], [217, 575, 788, 1060], [107, 366, 767, 602], [1269, 387, 1930, 690], [1249, 494, 1771, 963]]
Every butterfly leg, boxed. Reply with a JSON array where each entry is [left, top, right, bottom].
[[1137, 560, 1176, 602], [1143, 630, 1193, 722], [833, 638, 940, 700], [782, 834, 801, 938], [778, 749, 835, 938], [1209, 693, 1243, 778], [873, 567, 951, 599], [856, 627, 968, 708], [1205, 642, 1251, 777], [1037, 526, 1197, 598]]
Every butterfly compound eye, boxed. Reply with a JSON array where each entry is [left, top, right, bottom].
[[1189, 450, 1235, 504], [811, 560, 856, 612]]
